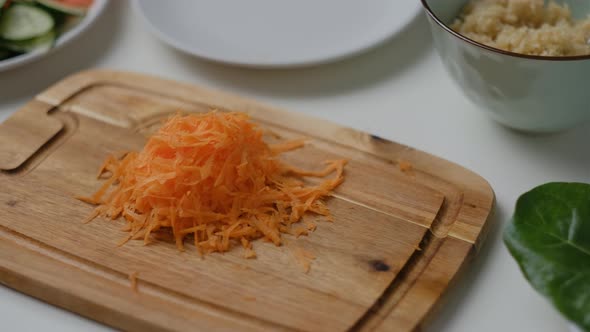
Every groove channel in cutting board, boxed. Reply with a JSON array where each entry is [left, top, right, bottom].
[[0, 70, 494, 332]]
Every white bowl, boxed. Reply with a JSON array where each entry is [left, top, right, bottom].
[[0, 0, 109, 72], [422, 0, 590, 133]]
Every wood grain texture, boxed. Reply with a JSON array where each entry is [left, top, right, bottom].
[[0, 70, 495, 332], [0, 100, 62, 171]]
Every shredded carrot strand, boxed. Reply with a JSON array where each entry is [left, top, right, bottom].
[[129, 271, 139, 292], [291, 246, 316, 273], [79, 111, 347, 256]]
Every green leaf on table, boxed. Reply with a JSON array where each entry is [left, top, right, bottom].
[[504, 182, 590, 332]]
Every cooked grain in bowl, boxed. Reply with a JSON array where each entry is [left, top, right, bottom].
[[451, 0, 590, 56]]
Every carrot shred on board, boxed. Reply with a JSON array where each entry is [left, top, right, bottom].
[[305, 220, 317, 232], [291, 246, 316, 274], [243, 248, 257, 259], [129, 271, 139, 292], [398, 160, 414, 174], [79, 111, 347, 257], [294, 227, 309, 238]]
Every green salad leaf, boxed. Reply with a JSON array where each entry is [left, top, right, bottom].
[[505, 183, 590, 331]]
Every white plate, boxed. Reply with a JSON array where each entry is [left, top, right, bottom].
[[0, 0, 109, 72], [135, 0, 421, 68]]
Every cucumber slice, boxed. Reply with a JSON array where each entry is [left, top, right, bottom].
[[0, 0, 6, 19], [0, 29, 55, 52], [0, 4, 54, 41], [55, 14, 81, 34], [0, 48, 15, 60], [36, 0, 88, 16]]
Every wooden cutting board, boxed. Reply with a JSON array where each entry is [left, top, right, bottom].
[[0, 70, 494, 332]]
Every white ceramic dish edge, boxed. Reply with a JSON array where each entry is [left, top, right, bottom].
[[133, 0, 421, 69]]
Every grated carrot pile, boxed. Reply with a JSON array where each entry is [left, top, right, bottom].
[[78, 111, 346, 256]]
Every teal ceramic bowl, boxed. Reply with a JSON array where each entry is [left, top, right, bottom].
[[422, 0, 590, 133]]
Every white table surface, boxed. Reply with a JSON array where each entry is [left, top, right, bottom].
[[0, 1, 587, 331]]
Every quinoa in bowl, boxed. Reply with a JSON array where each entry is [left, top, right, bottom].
[[451, 0, 590, 56]]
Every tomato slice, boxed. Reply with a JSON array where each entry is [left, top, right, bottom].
[[54, 0, 93, 8]]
